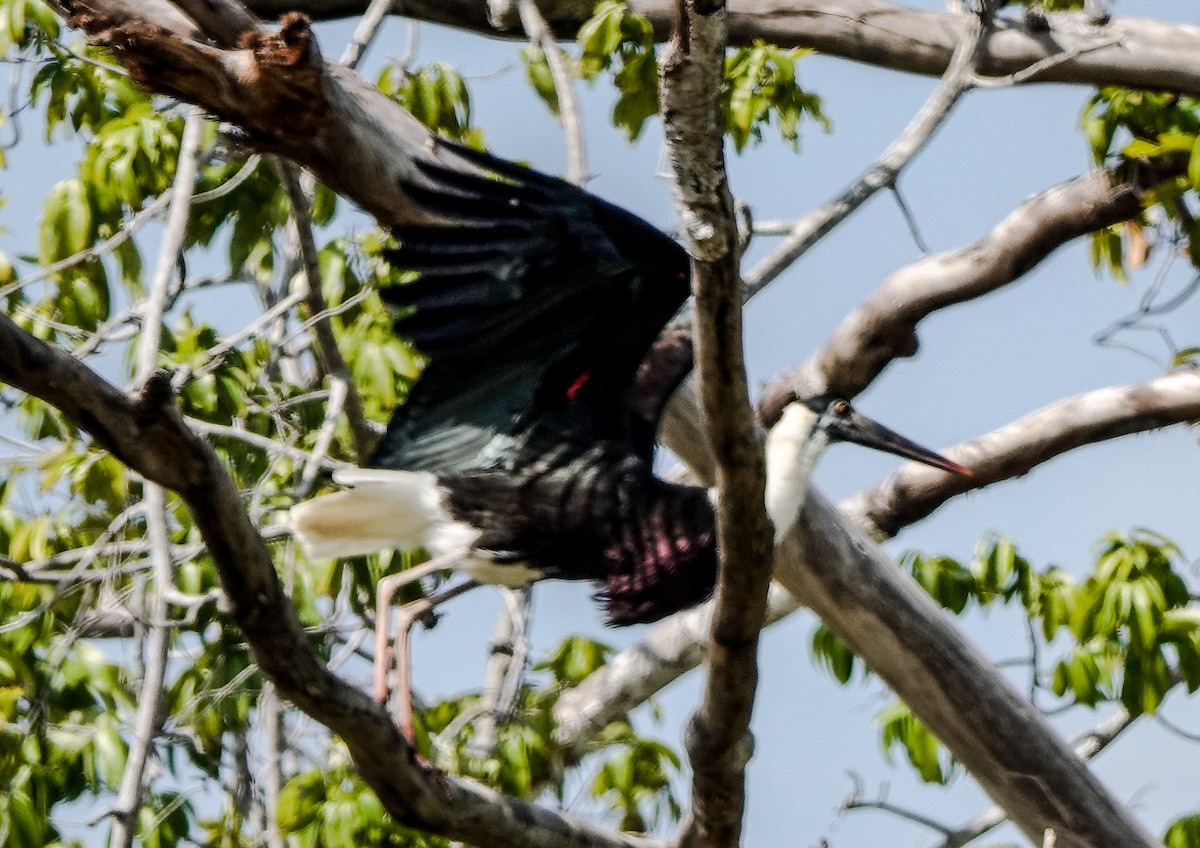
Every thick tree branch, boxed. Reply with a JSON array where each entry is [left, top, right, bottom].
[[843, 371, 1200, 540], [772, 490, 1158, 848], [760, 166, 1165, 410], [0, 315, 662, 848], [237, 0, 1200, 101], [661, 3, 771, 847]]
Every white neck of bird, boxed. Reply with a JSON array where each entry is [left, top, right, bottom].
[[764, 403, 829, 542]]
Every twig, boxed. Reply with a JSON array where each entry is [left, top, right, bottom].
[[740, 12, 984, 299], [889, 183, 929, 255], [518, 0, 587, 185], [185, 417, 354, 471], [338, 0, 396, 69], [277, 286, 373, 350], [295, 375, 347, 499], [840, 776, 954, 836], [1153, 711, 1200, 743], [190, 152, 262, 203], [470, 586, 533, 757], [972, 36, 1123, 87], [136, 110, 203, 385], [172, 287, 308, 388], [277, 161, 375, 463], [110, 108, 204, 848], [0, 192, 171, 302]]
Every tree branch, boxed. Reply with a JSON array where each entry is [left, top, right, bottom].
[[842, 371, 1200, 540], [740, 12, 983, 300], [661, 3, 772, 847], [278, 160, 375, 462], [111, 109, 204, 848], [759, 166, 1162, 409], [518, 0, 587, 185], [240, 0, 1200, 101], [771, 490, 1158, 848]]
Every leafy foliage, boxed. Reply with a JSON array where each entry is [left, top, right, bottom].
[[722, 42, 829, 153], [378, 61, 484, 148], [278, 752, 448, 848], [1166, 814, 1200, 848], [526, 1, 828, 149], [1082, 88, 1200, 275], [812, 530, 1200, 784], [877, 702, 956, 785]]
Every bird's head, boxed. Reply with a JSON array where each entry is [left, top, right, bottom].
[[769, 392, 972, 476]]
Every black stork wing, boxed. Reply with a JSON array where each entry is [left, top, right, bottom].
[[369, 141, 692, 474]]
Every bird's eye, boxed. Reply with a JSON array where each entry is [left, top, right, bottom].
[[832, 400, 850, 416]]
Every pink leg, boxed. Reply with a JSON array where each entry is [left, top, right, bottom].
[[373, 548, 468, 708], [391, 579, 478, 739]]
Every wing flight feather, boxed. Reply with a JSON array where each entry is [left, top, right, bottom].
[[370, 140, 692, 474]]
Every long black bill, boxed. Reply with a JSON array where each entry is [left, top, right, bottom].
[[829, 410, 973, 476]]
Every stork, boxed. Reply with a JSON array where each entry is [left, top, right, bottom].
[[290, 141, 970, 731]]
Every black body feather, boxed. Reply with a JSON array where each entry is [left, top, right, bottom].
[[372, 141, 713, 624]]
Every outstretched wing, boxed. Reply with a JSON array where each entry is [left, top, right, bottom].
[[370, 141, 692, 473]]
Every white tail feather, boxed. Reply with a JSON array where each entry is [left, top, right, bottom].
[[289, 470, 445, 559]]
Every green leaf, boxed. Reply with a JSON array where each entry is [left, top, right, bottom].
[[811, 623, 859, 684], [535, 635, 613, 686], [1165, 814, 1200, 848], [877, 702, 954, 784]]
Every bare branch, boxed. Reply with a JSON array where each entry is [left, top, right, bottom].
[[111, 108, 204, 848], [518, 0, 587, 185], [259, 682, 287, 848], [760, 165, 1159, 408], [842, 372, 1200, 540], [840, 778, 954, 836], [278, 161, 375, 461], [107, 484, 173, 848], [242, 0, 1200, 101], [186, 418, 353, 472], [741, 15, 983, 299], [661, 3, 771, 846]]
